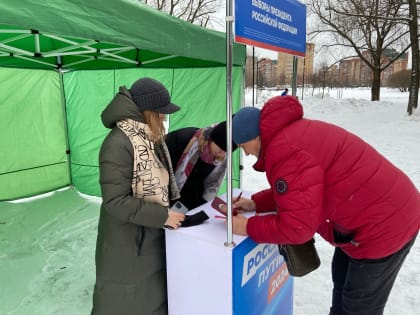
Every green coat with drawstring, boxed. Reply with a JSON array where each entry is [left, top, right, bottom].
[[91, 87, 170, 315]]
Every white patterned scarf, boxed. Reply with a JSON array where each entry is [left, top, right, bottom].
[[117, 118, 180, 206]]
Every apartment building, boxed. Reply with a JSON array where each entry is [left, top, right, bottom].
[[337, 49, 408, 86], [277, 43, 315, 86], [245, 43, 315, 88]]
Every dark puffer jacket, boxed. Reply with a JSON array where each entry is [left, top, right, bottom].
[[247, 96, 420, 259], [91, 87, 170, 315], [165, 127, 216, 210]]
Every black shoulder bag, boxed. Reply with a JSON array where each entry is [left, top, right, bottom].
[[278, 238, 321, 277]]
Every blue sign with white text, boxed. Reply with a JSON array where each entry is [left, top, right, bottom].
[[232, 238, 293, 315], [235, 0, 306, 56]]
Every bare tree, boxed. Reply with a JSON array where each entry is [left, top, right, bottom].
[[406, 0, 419, 115], [388, 69, 411, 91], [310, 0, 410, 101], [140, 0, 221, 27]]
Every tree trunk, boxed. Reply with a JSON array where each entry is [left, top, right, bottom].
[[371, 68, 381, 101], [407, 0, 419, 115]]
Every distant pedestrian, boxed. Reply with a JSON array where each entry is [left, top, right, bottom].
[[281, 88, 288, 96]]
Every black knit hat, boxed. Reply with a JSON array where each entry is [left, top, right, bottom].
[[209, 121, 238, 152], [129, 77, 180, 114]]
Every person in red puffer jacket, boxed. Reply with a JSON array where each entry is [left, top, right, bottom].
[[231, 95, 420, 315]]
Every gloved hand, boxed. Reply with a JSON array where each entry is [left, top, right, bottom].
[[180, 211, 209, 227]]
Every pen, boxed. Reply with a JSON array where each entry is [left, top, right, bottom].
[[234, 191, 243, 203]]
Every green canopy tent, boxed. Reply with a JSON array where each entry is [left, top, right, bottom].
[[0, 0, 246, 200], [0, 1, 245, 312]]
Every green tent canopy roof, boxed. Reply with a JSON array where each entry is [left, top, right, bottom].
[[0, 0, 246, 70]]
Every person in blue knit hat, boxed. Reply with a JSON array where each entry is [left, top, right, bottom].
[[231, 96, 419, 315], [232, 107, 261, 157]]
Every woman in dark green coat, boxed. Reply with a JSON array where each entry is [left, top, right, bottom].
[[91, 78, 184, 315]]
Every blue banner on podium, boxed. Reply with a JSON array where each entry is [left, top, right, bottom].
[[232, 238, 293, 315], [235, 0, 306, 56]]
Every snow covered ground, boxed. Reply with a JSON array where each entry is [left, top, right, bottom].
[[1, 87, 419, 314]]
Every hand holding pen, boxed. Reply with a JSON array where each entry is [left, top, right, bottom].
[[232, 193, 256, 213], [214, 192, 242, 219], [215, 192, 256, 219], [234, 191, 243, 203]]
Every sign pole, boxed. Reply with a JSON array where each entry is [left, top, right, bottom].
[[292, 56, 298, 96], [225, 0, 235, 247]]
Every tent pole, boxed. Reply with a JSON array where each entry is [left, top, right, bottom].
[[225, 0, 235, 247], [58, 70, 73, 188]]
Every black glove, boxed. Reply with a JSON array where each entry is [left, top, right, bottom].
[[180, 211, 209, 227]]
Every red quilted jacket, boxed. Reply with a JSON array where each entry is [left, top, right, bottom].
[[247, 96, 420, 259]]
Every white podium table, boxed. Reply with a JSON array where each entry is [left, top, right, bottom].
[[166, 190, 293, 315]]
